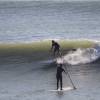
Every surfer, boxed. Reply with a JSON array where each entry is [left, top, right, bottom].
[[56, 64, 66, 90], [51, 40, 61, 56]]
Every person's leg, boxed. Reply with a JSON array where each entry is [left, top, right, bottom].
[[57, 76, 60, 90], [60, 76, 63, 90], [57, 48, 61, 57], [54, 49, 60, 57], [54, 49, 56, 57]]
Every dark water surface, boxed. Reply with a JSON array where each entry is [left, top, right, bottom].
[[0, 56, 100, 100]]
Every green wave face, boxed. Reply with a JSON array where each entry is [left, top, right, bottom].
[[0, 40, 94, 60]]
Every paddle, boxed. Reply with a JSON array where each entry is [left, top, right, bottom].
[[64, 64, 76, 90]]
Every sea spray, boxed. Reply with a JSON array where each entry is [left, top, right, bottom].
[[57, 45, 100, 65]]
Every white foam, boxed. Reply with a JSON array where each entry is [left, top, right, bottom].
[[57, 44, 100, 65]]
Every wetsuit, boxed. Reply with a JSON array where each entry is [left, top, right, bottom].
[[52, 42, 60, 56], [56, 66, 65, 90]]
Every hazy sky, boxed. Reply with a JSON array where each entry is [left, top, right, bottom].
[[0, 0, 99, 1]]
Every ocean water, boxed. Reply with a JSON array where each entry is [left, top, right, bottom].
[[0, 1, 100, 43], [0, 1, 100, 100]]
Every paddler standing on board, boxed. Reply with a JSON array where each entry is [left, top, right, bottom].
[[51, 40, 61, 57], [56, 64, 66, 90]]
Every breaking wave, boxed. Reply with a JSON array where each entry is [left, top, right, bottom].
[[57, 44, 100, 65]]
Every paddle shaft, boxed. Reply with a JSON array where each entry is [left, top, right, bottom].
[[64, 64, 76, 89]]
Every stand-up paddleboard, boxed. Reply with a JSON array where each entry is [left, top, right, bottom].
[[48, 87, 73, 92]]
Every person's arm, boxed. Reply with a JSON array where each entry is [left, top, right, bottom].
[[51, 43, 54, 51], [62, 68, 67, 75], [64, 69, 67, 74]]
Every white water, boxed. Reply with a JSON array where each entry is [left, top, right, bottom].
[[57, 44, 100, 65]]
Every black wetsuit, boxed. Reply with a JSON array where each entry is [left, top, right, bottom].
[[52, 42, 60, 55], [56, 66, 64, 90]]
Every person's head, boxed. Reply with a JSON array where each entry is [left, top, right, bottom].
[[52, 40, 55, 43]]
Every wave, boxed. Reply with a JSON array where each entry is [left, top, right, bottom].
[[57, 44, 100, 65], [0, 39, 98, 64]]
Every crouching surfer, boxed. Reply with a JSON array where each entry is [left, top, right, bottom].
[[51, 40, 61, 57]]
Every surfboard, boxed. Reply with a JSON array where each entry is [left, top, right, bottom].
[[40, 59, 56, 64], [48, 87, 73, 92]]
